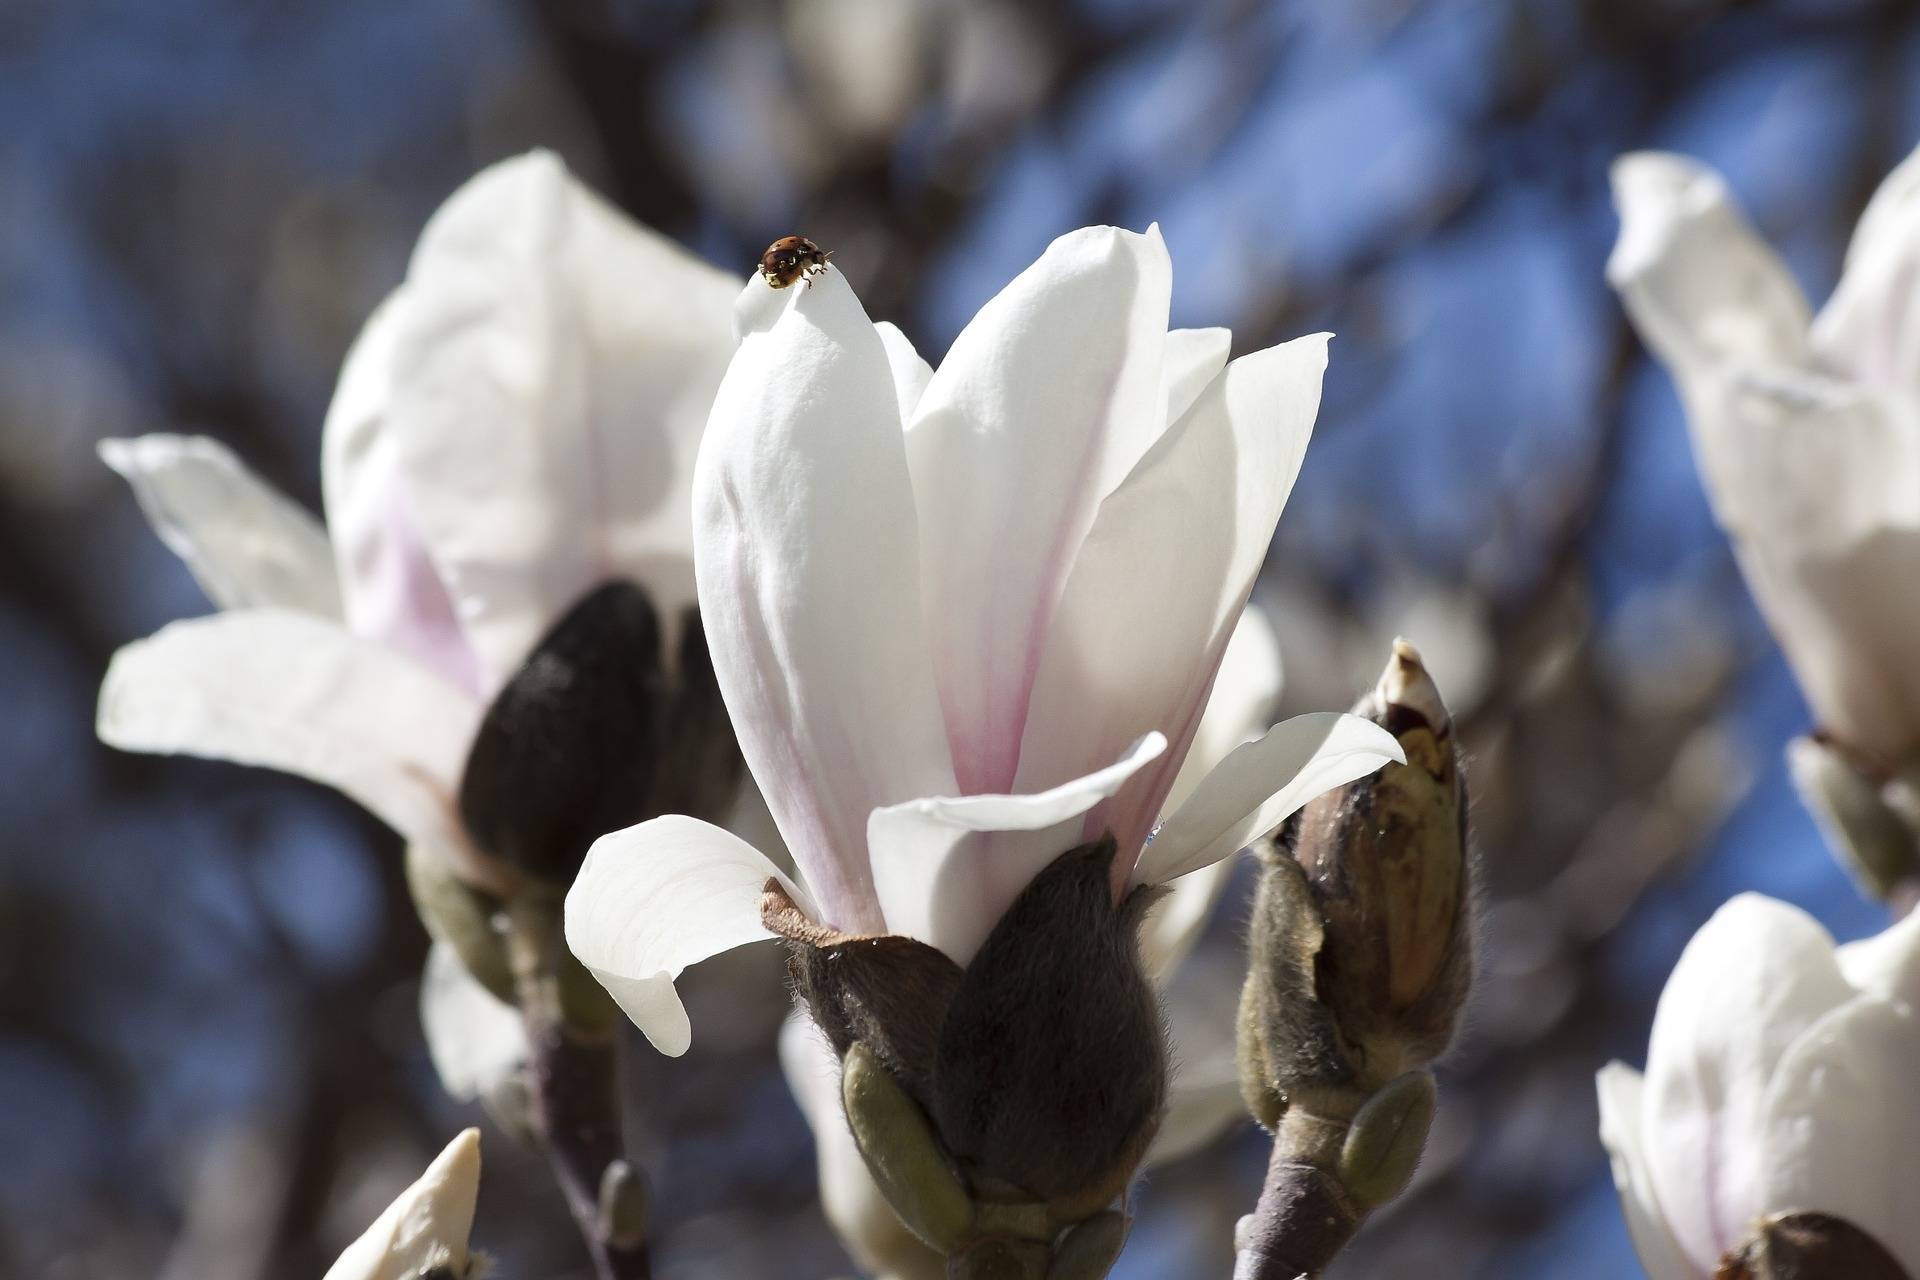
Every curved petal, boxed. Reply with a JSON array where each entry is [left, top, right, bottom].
[[1161, 326, 1233, 427], [1135, 712, 1404, 887], [388, 150, 739, 686], [322, 1128, 480, 1280], [98, 434, 341, 617], [1608, 152, 1811, 376], [777, 1015, 945, 1280], [419, 943, 528, 1104], [906, 225, 1173, 794], [1812, 141, 1920, 391], [563, 816, 814, 1056], [1595, 1063, 1698, 1280], [1014, 335, 1331, 873], [96, 609, 492, 884], [876, 320, 933, 426], [1759, 997, 1920, 1271], [1836, 908, 1920, 1005], [868, 733, 1166, 963], [1640, 894, 1855, 1271], [696, 268, 953, 934], [321, 288, 483, 696]]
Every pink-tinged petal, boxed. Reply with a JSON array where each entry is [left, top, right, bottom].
[[1759, 997, 1920, 1271], [1161, 326, 1232, 427], [777, 1015, 945, 1280], [419, 942, 527, 1104], [1608, 153, 1811, 375], [96, 609, 495, 886], [98, 434, 341, 617], [564, 816, 813, 1056], [1596, 1064, 1700, 1280], [322, 1128, 481, 1280], [1836, 908, 1920, 1004], [906, 225, 1173, 794], [1812, 142, 1920, 392], [1014, 335, 1329, 868], [386, 151, 738, 688], [696, 268, 953, 934], [1640, 894, 1854, 1272], [321, 289, 483, 697], [1135, 713, 1403, 887], [867, 733, 1166, 963], [876, 320, 933, 426]]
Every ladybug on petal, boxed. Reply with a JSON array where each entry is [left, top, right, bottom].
[[759, 235, 831, 289]]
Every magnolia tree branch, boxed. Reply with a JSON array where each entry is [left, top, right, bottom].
[[507, 900, 653, 1280], [1233, 1149, 1361, 1280]]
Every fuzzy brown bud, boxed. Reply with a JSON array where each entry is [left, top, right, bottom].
[[1716, 1212, 1911, 1280]]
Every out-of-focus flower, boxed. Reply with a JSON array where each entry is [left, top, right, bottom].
[[324, 1129, 484, 1280], [1597, 895, 1920, 1278], [776, 605, 1286, 1278], [568, 226, 1400, 1242], [1608, 148, 1920, 771], [95, 149, 743, 1096]]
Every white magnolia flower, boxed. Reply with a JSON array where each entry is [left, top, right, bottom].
[[95, 150, 740, 1095], [1609, 146, 1920, 767], [324, 1128, 483, 1280], [566, 224, 1402, 1056], [1597, 895, 1920, 1277], [777, 604, 1285, 1279]]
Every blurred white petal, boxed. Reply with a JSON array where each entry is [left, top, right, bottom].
[[322, 1128, 481, 1280], [1135, 713, 1404, 888], [564, 816, 813, 1056], [1812, 141, 1920, 391], [1836, 907, 1920, 1004], [419, 943, 527, 1103], [907, 225, 1172, 795], [697, 267, 952, 933], [99, 434, 341, 616], [1595, 1063, 1697, 1280]]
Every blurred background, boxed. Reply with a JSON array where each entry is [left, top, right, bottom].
[[6, 0, 1919, 1275]]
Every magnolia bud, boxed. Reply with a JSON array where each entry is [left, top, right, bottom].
[[765, 839, 1166, 1264], [1787, 735, 1920, 902], [1716, 1212, 1911, 1280], [406, 840, 514, 1006], [1337, 1070, 1435, 1209]]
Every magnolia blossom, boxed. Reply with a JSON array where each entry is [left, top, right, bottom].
[[777, 605, 1285, 1279], [566, 224, 1402, 1055], [95, 150, 740, 1093], [1597, 895, 1920, 1277], [324, 1128, 483, 1280], [1609, 146, 1920, 767]]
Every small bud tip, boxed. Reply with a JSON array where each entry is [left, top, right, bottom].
[[1376, 639, 1448, 731]]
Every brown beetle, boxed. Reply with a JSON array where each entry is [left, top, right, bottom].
[[759, 235, 831, 289]]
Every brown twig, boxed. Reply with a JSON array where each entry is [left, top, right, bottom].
[[1232, 1150, 1361, 1280]]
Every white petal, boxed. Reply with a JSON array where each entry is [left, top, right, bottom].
[[777, 1015, 945, 1280], [1595, 1064, 1698, 1280], [1146, 946, 1249, 1167], [99, 434, 341, 616], [1137, 859, 1236, 985], [876, 320, 933, 426], [1014, 335, 1331, 869], [97, 610, 491, 883], [1608, 152, 1811, 374], [696, 266, 953, 934], [1812, 141, 1920, 391], [419, 943, 527, 1103], [1163, 601, 1284, 816], [322, 1128, 481, 1280], [1161, 326, 1232, 426], [906, 225, 1173, 794], [563, 816, 814, 1056], [867, 733, 1166, 963], [1135, 712, 1404, 887], [1836, 907, 1920, 1006], [320, 288, 484, 696], [1640, 894, 1855, 1270], [388, 150, 739, 686], [1759, 997, 1920, 1271]]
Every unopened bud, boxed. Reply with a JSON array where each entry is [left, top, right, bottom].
[[1787, 735, 1919, 902], [1337, 1071, 1435, 1209], [459, 581, 667, 884], [840, 1043, 975, 1252], [406, 841, 515, 1005], [597, 1160, 649, 1251], [1716, 1212, 1910, 1279], [1046, 1211, 1128, 1280]]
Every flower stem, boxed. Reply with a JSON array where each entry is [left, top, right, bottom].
[[506, 898, 653, 1280], [1232, 1146, 1361, 1280]]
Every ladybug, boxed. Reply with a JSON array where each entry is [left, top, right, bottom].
[[759, 235, 831, 289]]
